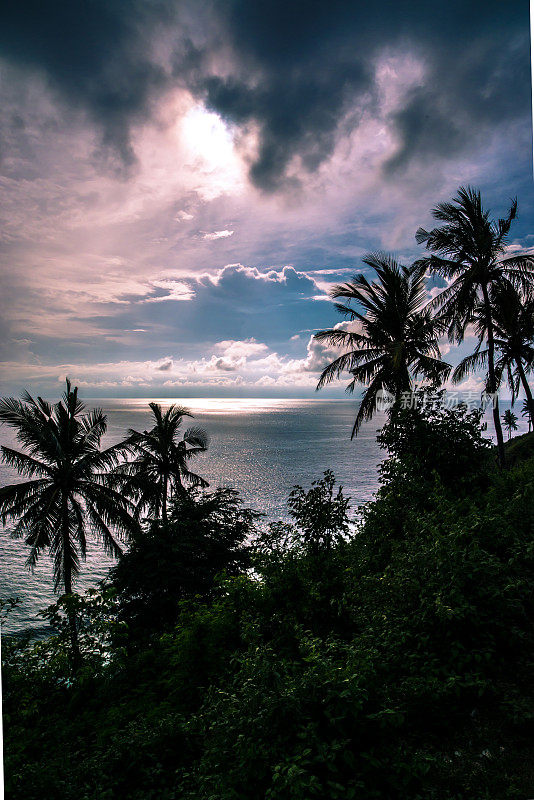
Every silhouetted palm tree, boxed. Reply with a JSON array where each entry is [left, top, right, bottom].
[[416, 186, 534, 467], [0, 380, 137, 662], [315, 253, 450, 438], [452, 282, 534, 430], [502, 409, 518, 440], [117, 403, 209, 522]]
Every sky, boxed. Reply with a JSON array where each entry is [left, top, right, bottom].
[[0, 0, 532, 399]]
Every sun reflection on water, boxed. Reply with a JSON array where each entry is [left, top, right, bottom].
[[112, 397, 349, 414]]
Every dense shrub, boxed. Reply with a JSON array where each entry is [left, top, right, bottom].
[[4, 402, 534, 799], [109, 487, 257, 640]]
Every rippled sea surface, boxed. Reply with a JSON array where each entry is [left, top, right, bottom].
[[0, 398, 386, 633]]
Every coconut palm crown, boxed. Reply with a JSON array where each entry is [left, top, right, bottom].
[[502, 409, 518, 440], [315, 253, 450, 438], [0, 380, 137, 593], [117, 403, 209, 522], [522, 399, 533, 432], [452, 282, 534, 429], [415, 186, 534, 466]]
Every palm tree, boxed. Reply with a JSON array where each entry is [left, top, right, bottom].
[[0, 380, 137, 663], [452, 282, 534, 431], [415, 186, 534, 467], [522, 399, 532, 433], [117, 403, 209, 522], [502, 409, 518, 440], [315, 253, 450, 438]]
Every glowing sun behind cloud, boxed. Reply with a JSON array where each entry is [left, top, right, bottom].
[[179, 104, 245, 198]]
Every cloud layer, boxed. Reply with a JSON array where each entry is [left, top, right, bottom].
[[2, 1, 529, 189], [0, 1, 532, 397]]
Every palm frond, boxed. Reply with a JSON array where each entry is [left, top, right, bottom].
[[452, 350, 489, 384]]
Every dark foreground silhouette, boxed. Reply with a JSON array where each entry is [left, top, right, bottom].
[[3, 398, 534, 799]]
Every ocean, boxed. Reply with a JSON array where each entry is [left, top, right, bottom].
[[0, 397, 526, 634]]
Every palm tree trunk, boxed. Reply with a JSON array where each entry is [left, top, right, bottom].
[[62, 496, 80, 668], [63, 564, 80, 667], [482, 284, 506, 468], [162, 472, 168, 524], [516, 358, 534, 431]]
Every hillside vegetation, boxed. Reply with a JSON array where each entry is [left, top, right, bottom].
[[3, 401, 534, 800]]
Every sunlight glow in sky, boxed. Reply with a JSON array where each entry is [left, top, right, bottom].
[[0, 1, 532, 400], [181, 105, 236, 172]]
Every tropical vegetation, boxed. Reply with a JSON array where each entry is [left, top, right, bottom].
[[3, 396, 534, 799], [415, 186, 534, 466], [523, 398, 533, 432], [502, 408, 519, 439], [314, 253, 450, 437], [115, 402, 209, 523], [0, 380, 138, 661]]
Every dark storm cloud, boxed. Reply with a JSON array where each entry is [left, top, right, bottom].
[[1, 0, 529, 187], [1, 0, 176, 169], [383, 26, 530, 173], [205, 0, 529, 187]]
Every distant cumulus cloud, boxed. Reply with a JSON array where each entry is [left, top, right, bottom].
[[212, 357, 241, 372], [215, 338, 269, 358]]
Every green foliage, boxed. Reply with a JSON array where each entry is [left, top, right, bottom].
[[254, 471, 351, 560], [4, 400, 534, 799], [40, 587, 122, 663], [377, 390, 493, 495], [287, 470, 351, 554], [109, 487, 257, 640], [505, 429, 534, 466]]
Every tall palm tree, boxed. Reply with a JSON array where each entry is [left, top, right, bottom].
[[502, 409, 518, 440], [0, 380, 137, 662], [117, 403, 209, 522], [452, 282, 534, 430], [315, 253, 450, 438], [415, 186, 534, 467]]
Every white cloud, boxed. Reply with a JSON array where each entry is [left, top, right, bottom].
[[255, 375, 277, 387], [215, 338, 269, 359], [145, 280, 195, 302], [282, 320, 363, 376], [202, 229, 234, 240]]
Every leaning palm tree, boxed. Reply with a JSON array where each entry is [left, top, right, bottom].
[[315, 253, 450, 438], [452, 282, 534, 431], [502, 409, 518, 440], [117, 403, 209, 522], [0, 380, 138, 662], [415, 186, 534, 467]]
